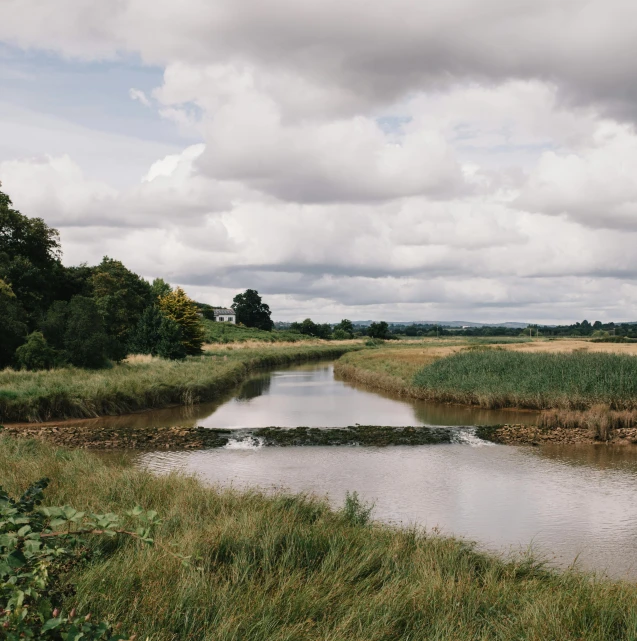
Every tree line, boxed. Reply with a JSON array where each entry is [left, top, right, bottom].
[[0, 185, 216, 370]]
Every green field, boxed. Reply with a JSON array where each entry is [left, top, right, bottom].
[[413, 349, 637, 410], [202, 319, 308, 343], [3, 435, 637, 641], [0, 344, 360, 423]]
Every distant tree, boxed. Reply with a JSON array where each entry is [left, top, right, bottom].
[[232, 289, 274, 331], [63, 296, 110, 369], [150, 277, 172, 300], [0, 278, 27, 368], [91, 257, 153, 359], [290, 318, 332, 339], [158, 287, 205, 355], [334, 319, 354, 336], [332, 328, 350, 340], [368, 321, 389, 339], [15, 331, 58, 371]]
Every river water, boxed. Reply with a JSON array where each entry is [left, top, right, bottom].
[[106, 362, 637, 579]]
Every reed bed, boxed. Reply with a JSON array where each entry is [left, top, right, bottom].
[[2, 435, 637, 640], [0, 344, 359, 423], [413, 349, 637, 410]]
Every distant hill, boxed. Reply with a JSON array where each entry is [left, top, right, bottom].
[[352, 320, 530, 329]]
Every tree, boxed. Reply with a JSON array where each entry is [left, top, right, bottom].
[[335, 319, 354, 336], [368, 321, 389, 339], [232, 289, 274, 331], [158, 287, 205, 355], [15, 331, 58, 370], [0, 278, 27, 368], [129, 304, 187, 359], [156, 314, 187, 360], [91, 257, 153, 359], [150, 277, 172, 300], [63, 296, 110, 368], [0, 186, 63, 326], [290, 318, 332, 339]]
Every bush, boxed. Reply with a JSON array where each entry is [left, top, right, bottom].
[[14, 332, 58, 371], [0, 477, 158, 639]]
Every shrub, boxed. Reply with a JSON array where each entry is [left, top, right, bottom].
[[15, 332, 58, 371], [0, 477, 158, 639]]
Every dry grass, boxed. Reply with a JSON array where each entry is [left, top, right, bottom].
[[538, 405, 637, 440]]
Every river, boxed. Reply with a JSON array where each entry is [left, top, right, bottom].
[[103, 361, 637, 579]]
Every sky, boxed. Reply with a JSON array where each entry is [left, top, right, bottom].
[[0, 1, 636, 323]]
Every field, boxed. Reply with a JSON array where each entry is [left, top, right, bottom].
[[202, 319, 308, 343], [0, 343, 360, 423], [3, 434, 637, 641]]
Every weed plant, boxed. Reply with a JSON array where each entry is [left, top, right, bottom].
[[2, 435, 637, 640]]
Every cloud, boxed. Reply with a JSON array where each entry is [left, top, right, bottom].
[[129, 87, 150, 106], [3, 1, 637, 322]]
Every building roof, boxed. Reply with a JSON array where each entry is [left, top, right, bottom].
[[213, 308, 235, 316]]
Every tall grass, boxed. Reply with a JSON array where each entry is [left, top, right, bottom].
[[0, 344, 360, 423], [2, 435, 637, 640], [413, 349, 637, 410]]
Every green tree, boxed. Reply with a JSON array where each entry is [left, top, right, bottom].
[[63, 296, 110, 368], [158, 287, 205, 355], [150, 277, 172, 300], [15, 331, 58, 370], [40, 300, 69, 352], [0, 186, 63, 326], [129, 304, 186, 359], [156, 314, 187, 360], [91, 257, 152, 359], [368, 321, 389, 339], [232, 289, 274, 331], [334, 319, 354, 336], [0, 278, 27, 368]]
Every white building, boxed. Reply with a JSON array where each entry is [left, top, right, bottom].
[[212, 308, 236, 323]]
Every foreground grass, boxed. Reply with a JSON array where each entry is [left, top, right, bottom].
[[0, 343, 360, 423], [413, 349, 637, 410], [2, 436, 637, 641]]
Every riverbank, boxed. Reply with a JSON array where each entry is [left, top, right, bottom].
[[0, 343, 362, 423], [336, 341, 637, 442], [3, 434, 637, 640]]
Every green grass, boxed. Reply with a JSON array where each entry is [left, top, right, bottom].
[[2, 435, 637, 640], [0, 344, 360, 423], [413, 349, 637, 410], [202, 319, 307, 343]]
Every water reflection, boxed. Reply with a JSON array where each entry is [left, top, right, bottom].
[[140, 443, 637, 579]]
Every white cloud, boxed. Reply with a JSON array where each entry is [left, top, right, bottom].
[[2, 0, 637, 321], [129, 87, 151, 106]]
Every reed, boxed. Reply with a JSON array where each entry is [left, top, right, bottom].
[[0, 344, 360, 423], [413, 349, 637, 410], [2, 435, 637, 640]]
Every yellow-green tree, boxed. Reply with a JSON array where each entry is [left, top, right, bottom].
[[158, 287, 205, 355]]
